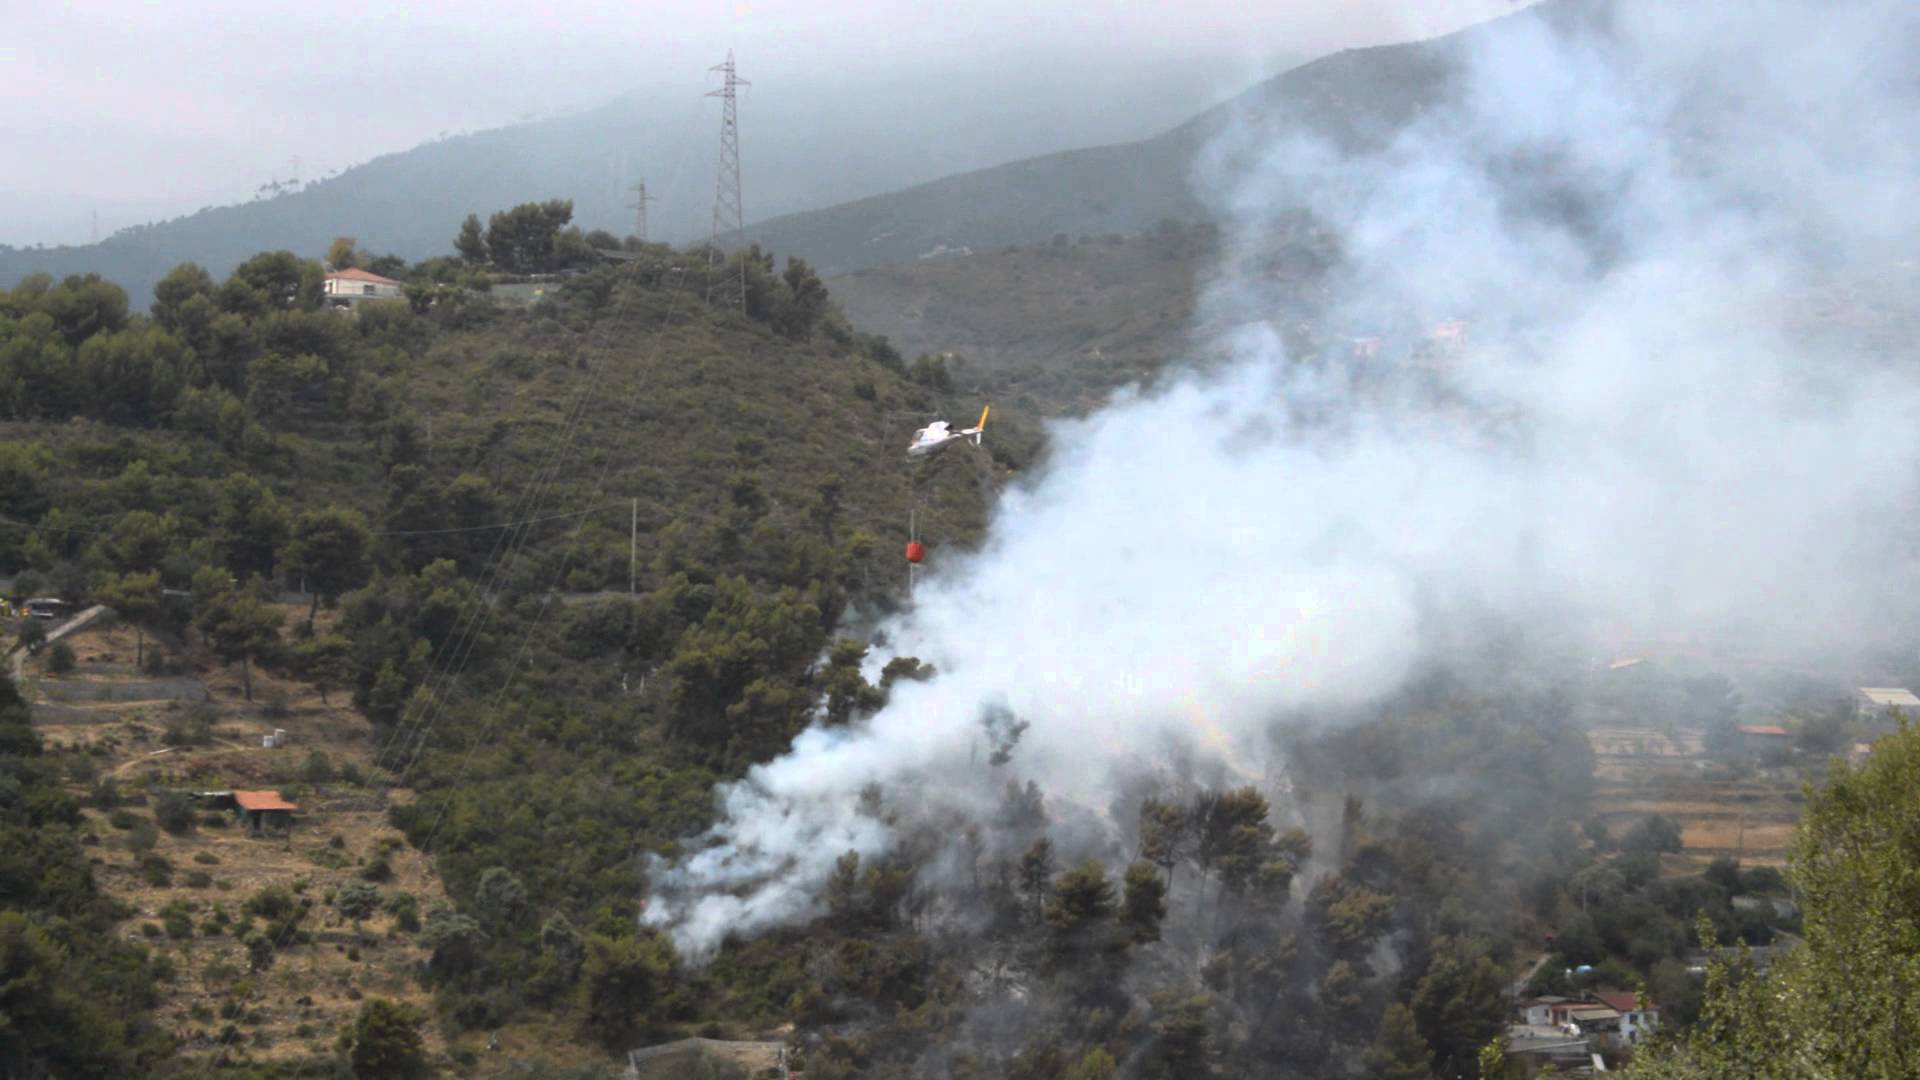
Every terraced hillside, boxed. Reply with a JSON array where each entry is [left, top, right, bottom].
[[1585, 725, 1804, 870], [16, 613, 464, 1073]]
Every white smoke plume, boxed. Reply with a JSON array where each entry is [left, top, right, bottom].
[[645, 0, 1920, 957]]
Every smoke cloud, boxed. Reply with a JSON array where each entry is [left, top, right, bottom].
[[644, 0, 1920, 957]]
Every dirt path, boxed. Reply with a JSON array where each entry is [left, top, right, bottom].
[[1512, 953, 1551, 998]]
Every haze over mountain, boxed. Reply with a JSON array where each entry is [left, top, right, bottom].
[[750, 0, 1600, 272], [1, 3, 1526, 303]]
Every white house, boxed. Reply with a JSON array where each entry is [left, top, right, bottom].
[[1592, 991, 1660, 1045], [323, 267, 405, 306], [1855, 687, 1920, 721], [1516, 996, 1572, 1026]]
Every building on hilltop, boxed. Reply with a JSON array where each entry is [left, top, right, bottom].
[[1855, 687, 1920, 722], [323, 267, 404, 307]]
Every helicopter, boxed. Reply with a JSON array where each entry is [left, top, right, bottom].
[[906, 405, 989, 459]]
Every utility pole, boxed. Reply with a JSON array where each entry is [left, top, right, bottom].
[[627, 180, 656, 244], [707, 51, 748, 306], [629, 498, 639, 596]]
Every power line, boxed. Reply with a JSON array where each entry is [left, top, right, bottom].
[[398, 272, 691, 856], [707, 50, 748, 307]]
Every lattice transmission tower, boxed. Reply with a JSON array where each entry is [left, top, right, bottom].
[[707, 51, 749, 305], [627, 180, 656, 244]]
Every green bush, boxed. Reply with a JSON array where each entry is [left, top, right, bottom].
[[384, 890, 421, 933], [162, 903, 195, 939], [91, 777, 122, 809], [244, 886, 297, 922], [46, 641, 76, 674], [301, 750, 333, 783], [139, 853, 172, 886], [162, 710, 213, 747], [153, 791, 196, 834]]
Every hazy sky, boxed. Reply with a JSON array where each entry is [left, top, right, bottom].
[[2, 1, 1525, 247]]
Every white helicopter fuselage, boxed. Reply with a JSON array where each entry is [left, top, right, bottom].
[[907, 423, 961, 458], [905, 406, 990, 459]]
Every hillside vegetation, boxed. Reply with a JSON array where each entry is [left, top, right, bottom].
[[0, 213, 1013, 1075], [17, 616, 458, 1073], [6, 186, 1918, 1077]]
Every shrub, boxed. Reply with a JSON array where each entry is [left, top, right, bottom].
[[162, 709, 213, 747], [127, 820, 159, 854], [194, 851, 220, 865], [360, 856, 393, 883], [92, 777, 122, 809], [139, 853, 172, 886], [301, 750, 333, 784], [186, 870, 213, 888], [245, 886, 297, 922], [107, 808, 137, 830], [244, 931, 274, 972], [162, 902, 195, 939], [386, 891, 421, 933], [153, 791, 196, 834], [46, 641, 76, 674]]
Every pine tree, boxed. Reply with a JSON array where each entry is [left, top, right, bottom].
[[1367, 1003, 1433, 1080]]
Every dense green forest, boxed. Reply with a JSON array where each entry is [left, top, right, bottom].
[[1, 202, 1914, 1077]]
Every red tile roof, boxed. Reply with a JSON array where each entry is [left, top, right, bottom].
[[325, 268, 402, 285], [1737, 724, 1789, 737], [1594, 991, 1647, 1013], [233, 790, 298, 812]]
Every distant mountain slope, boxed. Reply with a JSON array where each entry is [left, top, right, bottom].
[[748, 12, 1479, 273], [830, 225, 1223, 416], [0, 62, 1236, 305]]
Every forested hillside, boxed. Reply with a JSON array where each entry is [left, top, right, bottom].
[[3, 198, 1911, 1077], [0, 211, 1015, 1075]]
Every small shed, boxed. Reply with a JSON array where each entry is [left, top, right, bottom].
[[234, 790, 298, 833], [1736, 724, 1791, 755], [193, 789, 298, 833]]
